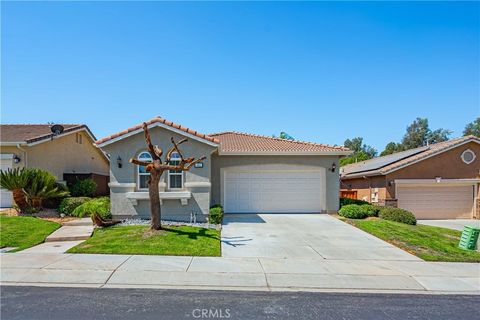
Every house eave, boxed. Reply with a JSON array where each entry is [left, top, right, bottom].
[[95, 122, 219, 149], [218, 150, 352, 156]]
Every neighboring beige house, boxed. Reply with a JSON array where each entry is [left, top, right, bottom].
[[95, 116, 351, 222], [340, 135, 480, 220], [0, 124, 110, 207]]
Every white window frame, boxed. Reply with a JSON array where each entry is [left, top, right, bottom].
[[137, 151, 152, 191], [168, 152, 183, 190]]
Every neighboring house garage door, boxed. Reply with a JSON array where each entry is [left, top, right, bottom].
[[397, 185, 474, 219], [223, 169, 325, 213], [0, 157, 13, 208]]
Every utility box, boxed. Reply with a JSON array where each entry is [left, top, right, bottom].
[[459, 226, 480, 250]]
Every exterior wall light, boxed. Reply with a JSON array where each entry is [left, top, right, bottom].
[[117, 156, 123, 168], [13, 155, 21, 163], [330, 163, 337, 172]]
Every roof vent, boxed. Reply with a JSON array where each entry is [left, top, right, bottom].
[[50, 124, 64, 136]]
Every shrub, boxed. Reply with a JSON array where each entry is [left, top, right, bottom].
[[70, 179, 97, 197], [58, 197, 91, 215], [338, 204, 370, 219], [379, 206, 417, 225], [340, 197, 369, 208], [209, 205, 223, 224], [361, 204, 381, 217], [72, 197, 111, 219]]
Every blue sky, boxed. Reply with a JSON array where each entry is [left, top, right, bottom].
[[2, 1, 479, 152]]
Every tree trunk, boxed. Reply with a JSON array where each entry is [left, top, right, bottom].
[[12, 188, 27, 212], [148, 170, 163, 230]]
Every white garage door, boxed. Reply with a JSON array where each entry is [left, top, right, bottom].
[[223, 169, 325, 213], [397, 185, 474, 219], [0, 158, 13, 208]]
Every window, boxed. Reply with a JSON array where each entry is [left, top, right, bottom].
[[168, 152, 183, 189], [461, 149, 476, 164], [137, 151, 152, 190], [75, 133, 83, 144]]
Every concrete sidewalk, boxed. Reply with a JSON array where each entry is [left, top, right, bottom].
[[1, 252, 478, 294]]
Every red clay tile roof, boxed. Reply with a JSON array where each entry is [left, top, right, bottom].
[[95, 116, 220, 145], [210, 131, 350, 154], [342, 135, 480, 178], [0, 124, 88, 144]]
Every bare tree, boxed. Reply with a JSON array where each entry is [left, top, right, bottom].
[[129, 123, 206, 230]]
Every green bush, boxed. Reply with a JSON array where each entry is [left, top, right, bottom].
[[70, 179, 97, 197], [340, 197, 369, 208], [209, 205, 223, 224], [72, 197, 111, 219], [58, 197, 91, 215], [361, 204, 381, 217], [379, 206, 417, 225], [338, 204, 370, 219]]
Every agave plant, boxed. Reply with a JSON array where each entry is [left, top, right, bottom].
[[23, 169, 69, 209], [0, 168, 30, 211]]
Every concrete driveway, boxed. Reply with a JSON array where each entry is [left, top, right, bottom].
[[221, 214, 420, 260], [418, 219, 480, 231]]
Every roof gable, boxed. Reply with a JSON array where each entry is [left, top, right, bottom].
[[0, 124, 94, 145], [342, 135, 480, 178], [95, 116, 219, 148], [210, 131, 351, 155]]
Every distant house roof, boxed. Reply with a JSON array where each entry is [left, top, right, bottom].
[[341, 135, 480, 178], [210, 131, 351, 155], [95, 116, 220, 147], [0, 124, 95, 145]]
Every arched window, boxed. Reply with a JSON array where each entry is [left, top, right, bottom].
[[137, 151, 152, 190], [168, 152, 183, 189]]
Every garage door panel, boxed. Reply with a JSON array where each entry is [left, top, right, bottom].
[[224, 169, 325, 213], [397, 185, 474, 219]]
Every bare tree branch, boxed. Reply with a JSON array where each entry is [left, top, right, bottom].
[[129, 158, 150, 166], [185, 156, 206, 170]]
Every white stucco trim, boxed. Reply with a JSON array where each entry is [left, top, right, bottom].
[[394, 179, 480, 186], [184, 181, 211, 188], [0, 142, 26, 146], [126, 191, 191, 206], [108, 182, 137, 188], [96, 122, 219, 148]]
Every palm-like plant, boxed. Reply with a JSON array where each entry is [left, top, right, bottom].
[[23, 169, 69, 209], [0, 168, 30, 211]]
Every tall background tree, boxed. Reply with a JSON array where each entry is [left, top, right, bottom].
[[463, 117, 480, 137], [340, 137, 377, 166], [380, 117, 451, 156]]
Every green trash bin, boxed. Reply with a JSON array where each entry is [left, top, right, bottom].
[[458, 226, 480, 250]]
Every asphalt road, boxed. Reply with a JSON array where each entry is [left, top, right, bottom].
[[1, 286, 479, 320]]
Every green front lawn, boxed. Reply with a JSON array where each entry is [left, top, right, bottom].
[[68, 225, 221, 256], [343, 218, 480, 262], [0, 215, 61, 252]]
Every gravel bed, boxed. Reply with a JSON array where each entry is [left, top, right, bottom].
[[119, 218, 221, 230]]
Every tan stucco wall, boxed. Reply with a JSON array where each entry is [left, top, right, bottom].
[[341, 141, 480, 202], [211, 154, 342, 212], [0, 130, 109, 180], [386, 141, 480, 198]]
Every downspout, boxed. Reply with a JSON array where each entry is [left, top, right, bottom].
[[16, 143, 27, 167]]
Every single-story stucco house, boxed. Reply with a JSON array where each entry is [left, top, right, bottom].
[[0, 124, 110, 207], [95, 116, 351, 221], [340, 135, 480, 220]]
